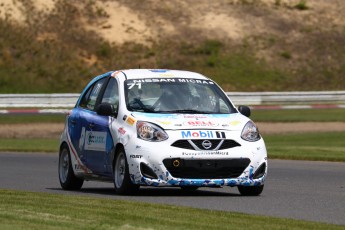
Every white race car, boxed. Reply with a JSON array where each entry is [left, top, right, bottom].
[[59, 69, 267, 195]]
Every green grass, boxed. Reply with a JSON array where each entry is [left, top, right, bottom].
[[265, 132, 345, 162], [0, 138, 59, 153], [0, 114, 66, 124], [251, 109, 345, 122], [0, 190, 343, 230]]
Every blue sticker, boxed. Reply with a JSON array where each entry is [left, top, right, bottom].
[[149, 69, 168, 73], [249, 166, 254, 180]]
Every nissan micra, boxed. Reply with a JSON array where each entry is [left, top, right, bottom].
[[59, 69, 267, 195]]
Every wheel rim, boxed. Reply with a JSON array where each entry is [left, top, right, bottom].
[[59, 148, 69, 183], [114, 151, 126, 188]]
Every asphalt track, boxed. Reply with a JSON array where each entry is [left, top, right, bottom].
[[0, 152, 344, 226]]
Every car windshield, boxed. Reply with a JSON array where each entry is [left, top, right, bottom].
[[125, 78, 237, 114]]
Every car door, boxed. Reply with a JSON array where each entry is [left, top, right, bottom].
[[83, 77, 118, 176], [76, 77, 108, 174], [68, 81, 96, 165]]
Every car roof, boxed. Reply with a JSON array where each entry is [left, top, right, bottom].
[[114, 69, 210, 80]]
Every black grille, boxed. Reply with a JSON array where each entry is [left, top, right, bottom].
[[218, 140, 241, 150], [163, 158, 250, 179], [253, 162, 266, 179], [171, 140, 194, 150], [171, 139, 241, 150], [192, 139, 222, 149], [140, 163, 158, 179]]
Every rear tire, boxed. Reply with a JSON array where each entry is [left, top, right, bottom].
[[238, 185, 264, 196], [113, 148, 139, 195], [58, 144, 84, 190]]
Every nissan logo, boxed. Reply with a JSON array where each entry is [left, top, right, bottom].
[[202, 140, 212, 149]]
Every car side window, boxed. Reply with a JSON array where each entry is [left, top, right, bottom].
[[101, 78, 119, 112], [79, 78, 107, 111], [79, 85, 93, 109]]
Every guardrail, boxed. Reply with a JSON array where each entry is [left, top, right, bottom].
[[226, 91, 345, 105], [0, 94, 79, 108], [0, 92, 344, 113]]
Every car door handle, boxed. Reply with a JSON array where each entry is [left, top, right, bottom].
[[88, 123, 95, 128], [70, 120, 76, 124]]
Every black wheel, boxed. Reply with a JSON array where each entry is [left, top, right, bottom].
[[238, 185, 264, 196], [113, 148, 139, 195], [58, 144, 84, 190]]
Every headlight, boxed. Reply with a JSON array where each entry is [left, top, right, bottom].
[[137, 121, 168, 142], [241, 121, 261, 142]]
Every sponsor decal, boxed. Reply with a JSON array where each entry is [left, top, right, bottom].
[[130, 79, 175, 84], [126, 116, 136, 126], [184, 121, 218, 127], [127, 78, 214, 84], [84, 131, 107, 151], [183, 115, 207, 119], [159, 73, 175, 78], [215, 131, 226, 138], [181, 130, 215, 139], [229, 121, 241, 126], [118, 127, 126, 135], [177, 79, 214, 84], [181, 130, 226, 139], [130, 155, 143, 159], [156, 120, 172, 125], [149, 69, 168, 73], [182, 151, 229, 156]]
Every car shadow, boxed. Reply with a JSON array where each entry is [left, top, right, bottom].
[[47, 186, 241, 197]]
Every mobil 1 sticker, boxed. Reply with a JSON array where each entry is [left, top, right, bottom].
[[180, 130, 226, 139]]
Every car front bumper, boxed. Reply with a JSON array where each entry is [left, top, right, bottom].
[[124, 131, 268, 187]]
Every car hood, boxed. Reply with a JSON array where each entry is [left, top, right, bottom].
[[131, 112, 249, 131]]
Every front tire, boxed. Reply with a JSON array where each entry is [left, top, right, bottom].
[[58, 144, 84, 190], [238, 185, 264, 196], [113, 148, 139, 195]]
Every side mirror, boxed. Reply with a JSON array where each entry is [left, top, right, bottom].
[[96, 103, 115, 116], [238, 105, 251, 117]]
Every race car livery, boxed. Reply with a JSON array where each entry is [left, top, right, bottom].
[[59, 69, 267, 195]]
